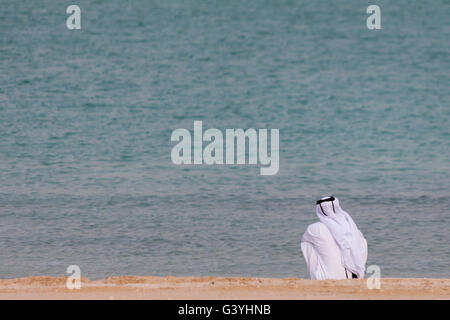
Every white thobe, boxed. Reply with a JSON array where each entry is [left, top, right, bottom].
[[301, 222, 368, 280]]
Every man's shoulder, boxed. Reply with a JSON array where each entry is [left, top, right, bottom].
[[306, 221, 327, 231], [305, 222, 332, 237]]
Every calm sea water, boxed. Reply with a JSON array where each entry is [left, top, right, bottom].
[[0, 0, 449, 279]]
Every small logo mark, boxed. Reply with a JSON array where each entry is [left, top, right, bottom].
[[366, 265, 381, 289], [66, 5, 81, 30], [366, 5, 381, 30], [66, 265, 81, 289]]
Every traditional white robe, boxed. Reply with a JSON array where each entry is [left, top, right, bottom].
[[301, 197, 368, 280]]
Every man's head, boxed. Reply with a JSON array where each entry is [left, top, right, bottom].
[[316, 196, 337, 217], [316, 196, 348, 218]]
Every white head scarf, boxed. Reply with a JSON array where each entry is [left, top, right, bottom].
[[315, 196, 366, 278]]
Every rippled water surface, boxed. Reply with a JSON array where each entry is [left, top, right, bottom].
[[0, 0, 449, 279]]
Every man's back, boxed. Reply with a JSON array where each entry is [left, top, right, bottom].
[[301, 222, 348, 280]]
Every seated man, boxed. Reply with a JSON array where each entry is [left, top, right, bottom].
[[301, 196, 368, 280]]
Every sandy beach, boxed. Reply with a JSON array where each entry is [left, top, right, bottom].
[[0, 276, 448, 300]]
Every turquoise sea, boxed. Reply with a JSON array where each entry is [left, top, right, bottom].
[[0, 0, 449, 279]]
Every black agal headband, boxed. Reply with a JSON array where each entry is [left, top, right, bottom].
[[316, 196, 336, 216], [316, 196, 335, 205]]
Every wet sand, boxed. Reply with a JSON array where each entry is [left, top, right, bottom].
[[0, 276, 448, 299]]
